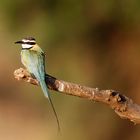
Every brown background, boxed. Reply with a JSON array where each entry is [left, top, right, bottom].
[[0, 0, 140, 140]]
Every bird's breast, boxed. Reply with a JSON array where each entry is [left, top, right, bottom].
[[20, 50, 45, 77], [21, 50, 33, 71]]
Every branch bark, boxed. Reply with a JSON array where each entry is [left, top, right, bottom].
[[14, 68, 140, 124]]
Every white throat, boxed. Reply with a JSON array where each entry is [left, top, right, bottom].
[[22, 44, 32, 49]]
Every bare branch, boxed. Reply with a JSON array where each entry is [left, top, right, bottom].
[[14, 68, 140, 124]]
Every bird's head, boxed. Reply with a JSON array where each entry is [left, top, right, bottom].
[[15, 37, 36, 49]]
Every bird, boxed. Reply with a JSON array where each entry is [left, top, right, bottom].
[[15, 37, 60, 131]]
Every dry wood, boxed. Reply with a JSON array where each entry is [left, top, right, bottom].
[[14, 68, 140, 124]]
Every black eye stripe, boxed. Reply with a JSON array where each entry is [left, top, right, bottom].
[[23, 42, 36, 45]]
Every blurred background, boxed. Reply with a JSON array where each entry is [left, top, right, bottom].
[[0, 0, 140, 140]]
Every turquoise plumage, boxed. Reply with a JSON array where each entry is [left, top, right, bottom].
[[15, 37, 60, 131]]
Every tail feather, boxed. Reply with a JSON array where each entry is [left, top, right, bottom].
[[40, 80, 61, 132]]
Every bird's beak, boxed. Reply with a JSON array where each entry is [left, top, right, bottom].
[[15, 41, 23, 44]]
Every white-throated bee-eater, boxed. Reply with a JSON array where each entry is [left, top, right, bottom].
[[15, 37, 60, 131]]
